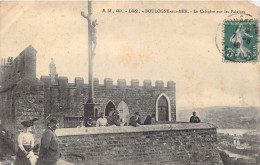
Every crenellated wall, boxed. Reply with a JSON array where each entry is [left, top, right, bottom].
[[0, 45, 176, 150], [40, 76, 176, 128], [0, 46, 224, 165]]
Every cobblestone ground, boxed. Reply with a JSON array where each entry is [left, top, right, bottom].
[[0, 140, 15, 165], [0, 153, 15, 165], [0, 157, 15, 165], [0, 143, 73, 165]]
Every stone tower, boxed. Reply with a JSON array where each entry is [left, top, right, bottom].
[[49, 58, 58, 84]]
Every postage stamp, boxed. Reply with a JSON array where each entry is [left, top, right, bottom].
[[223, 19, 258, 62]]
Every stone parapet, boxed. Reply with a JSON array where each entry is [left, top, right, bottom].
[[56, 123, 217, 136], [56, 123, 222, 165]]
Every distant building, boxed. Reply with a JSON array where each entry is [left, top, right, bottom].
[[233, 136, 241, 145]]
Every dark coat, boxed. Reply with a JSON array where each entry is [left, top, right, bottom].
[[129, 116, 141, 126], [107, 116, 120, 126], [190, 116, 200, 123], [38, 127, 60, 165], [144, 115, 152, 125]]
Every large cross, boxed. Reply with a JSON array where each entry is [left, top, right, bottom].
[[81, 1, 98, 103], [81, 1, 98, 125]]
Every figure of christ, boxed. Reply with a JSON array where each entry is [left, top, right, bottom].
[[81, 11, 98, 57]]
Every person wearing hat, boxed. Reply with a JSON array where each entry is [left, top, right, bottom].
[[129, 112, 141, 126], [38, 118, 60, 165], [15, 118, 38, 165]]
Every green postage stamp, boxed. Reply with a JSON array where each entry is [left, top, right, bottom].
[[223, 19, 258, 62]]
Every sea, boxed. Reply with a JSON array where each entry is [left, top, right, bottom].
[[217, 129, 258, 136]]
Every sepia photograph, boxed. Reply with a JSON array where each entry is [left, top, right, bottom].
[[0, 1, 259, 165]]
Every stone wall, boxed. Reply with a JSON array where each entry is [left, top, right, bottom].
[[0, 46, 45, 150], [13, 78, 45, 145], [0, 87, 15, 143], [40, 76, 176, 128], [0, 45, 36, 87], [56, 123, 223, 165], [0, 45, 176, 150]]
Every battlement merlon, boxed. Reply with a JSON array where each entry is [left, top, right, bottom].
[[39, 77, 176, 90], [117, 79, 126, 88], [104, 78, 113, 88], [40, 76, 51, 86], [167, 81, 176, 89], [58, 77, 68, 86], [94, 77, 99, 86], [143, 80, 152, 88], [131, 79, 139, 88], [75, 77, 84, 87]]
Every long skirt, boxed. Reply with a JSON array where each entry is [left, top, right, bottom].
[[14, 145, 32, 165]]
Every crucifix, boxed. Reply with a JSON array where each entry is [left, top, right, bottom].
[[81, 1, 99, 126]]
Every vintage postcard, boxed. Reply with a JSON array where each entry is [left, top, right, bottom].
[[0, 1, 259, 165]]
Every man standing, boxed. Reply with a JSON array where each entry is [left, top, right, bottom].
[[38, 118, 60, 165], [190, 112, 201, 123], [129, 112, 141, 126]]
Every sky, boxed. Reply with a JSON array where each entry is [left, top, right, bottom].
[[0, 1, 259, 109]]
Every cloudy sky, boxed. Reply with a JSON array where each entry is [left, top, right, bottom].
[[0, 1, 259, 109]]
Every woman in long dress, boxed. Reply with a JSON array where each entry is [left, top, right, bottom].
[[15, 118, 38, 165]]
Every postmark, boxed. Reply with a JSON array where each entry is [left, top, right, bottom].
[[223, 19, 258, 62]]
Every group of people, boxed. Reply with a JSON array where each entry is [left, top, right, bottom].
[[15, 111, 200, 165], [78, 111, 201, 128], [91, 111, 201, 127], [15, 118, 64, 165], [94, 111, 156, 127], [77, 110, 156, 128]]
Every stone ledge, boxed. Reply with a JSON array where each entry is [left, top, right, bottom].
[[56, 123, 217, 137]]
